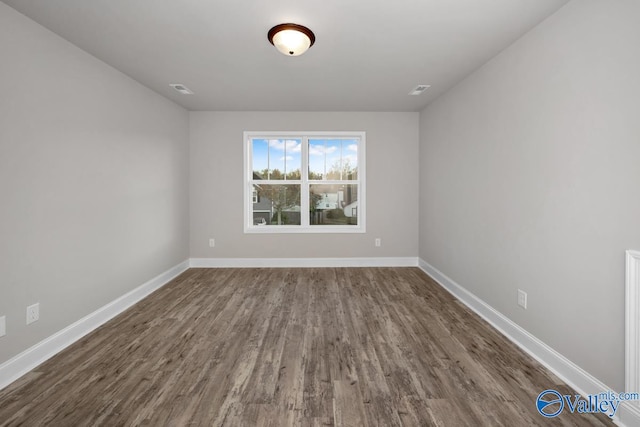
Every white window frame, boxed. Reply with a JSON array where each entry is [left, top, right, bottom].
[[244, 131, 366, 234]]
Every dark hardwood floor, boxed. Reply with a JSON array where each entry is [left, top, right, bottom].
[[0, 268, 612, 426]]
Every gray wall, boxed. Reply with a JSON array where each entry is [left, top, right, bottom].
[[0, 4, 190, 364], [419, 0, 640, 391], [190, 112, 419, 258]]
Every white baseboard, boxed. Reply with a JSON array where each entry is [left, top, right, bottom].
[[418, 258, 637, 427], [0, 260, 190, 391], [618, 404, 640, 427], [190, 257, 419, 268]]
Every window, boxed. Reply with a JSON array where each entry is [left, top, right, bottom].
[[244, 131, 365, 233]]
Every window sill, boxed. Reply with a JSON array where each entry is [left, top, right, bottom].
[[244, 225, 366, 234]]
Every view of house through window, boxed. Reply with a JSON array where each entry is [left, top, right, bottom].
[[245, 132, 365, 233]]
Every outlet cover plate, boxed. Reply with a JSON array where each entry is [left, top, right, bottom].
[[26, 303, 40, 325], [517, 290, 527, 309], [0, 315, 5, 337]]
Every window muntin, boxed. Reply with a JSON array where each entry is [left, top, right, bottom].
[[245, 132, 365, 233]]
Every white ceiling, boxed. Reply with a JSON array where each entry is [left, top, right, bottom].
[[2, 0, 569, 112]]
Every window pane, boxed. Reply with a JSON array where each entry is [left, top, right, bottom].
[[309, 184, 358, 226], [342, 139, 358, 180], [252, 139, 268, 180], [284, 140, 301, 180], [308, 139, 358, 180], [268, 138, 302, 180], [308, 139, 327, 180], [252, 184, 301, 225], [324, 140, 343, 180], [267, 139, 285, 180]]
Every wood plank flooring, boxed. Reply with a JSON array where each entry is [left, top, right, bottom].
[[0, 268, 612, 426]]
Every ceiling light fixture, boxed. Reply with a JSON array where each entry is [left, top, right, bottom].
[[268, 23, 315, 56]]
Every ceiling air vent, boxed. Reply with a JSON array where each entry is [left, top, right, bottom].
[[409, 85, 431, 95], [170, 83, 194, 95]]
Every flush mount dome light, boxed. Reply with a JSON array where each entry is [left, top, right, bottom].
[[268, 23, 315, 56]]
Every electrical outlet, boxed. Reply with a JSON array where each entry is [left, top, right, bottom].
[[0, 315, 5, 337], [209, 238, 215, 248], [517, 290, 527, 309], [375, 238, 381, 247], [26, 303, 39, 325]]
